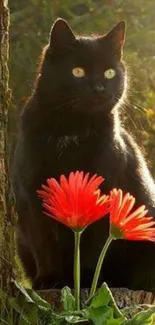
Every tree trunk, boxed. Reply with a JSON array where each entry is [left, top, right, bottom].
[[0, 0, 15, 293]]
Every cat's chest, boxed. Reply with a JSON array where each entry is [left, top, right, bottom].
[[38, 132, 121, 177], [44, 133, 101, 167], [25, 131, 127, 191]]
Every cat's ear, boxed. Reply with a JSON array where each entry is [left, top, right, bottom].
[[105, 21, 126, 57], [49, 18, 76, 54]]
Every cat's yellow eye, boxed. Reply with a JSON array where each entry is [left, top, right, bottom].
[[104, 69, 116, 79], [72, 67, 85, 78]]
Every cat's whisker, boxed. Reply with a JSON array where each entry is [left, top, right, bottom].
[[52, 97, 78, 112], [114, 94, 150, 131], [122, 95, 148, 116], [124, 99, 146, 114], [122, 99, 150, 128], [113, 95, 142, 131]]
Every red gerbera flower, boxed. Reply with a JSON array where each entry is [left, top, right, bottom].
[[38, 171, 110, 231], [110, 188, 155, 241]]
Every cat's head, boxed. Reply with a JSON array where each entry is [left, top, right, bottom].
[[37, 19, 126, 119]]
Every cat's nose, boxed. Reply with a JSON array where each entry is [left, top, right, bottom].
[[93, 84, 105, 93]]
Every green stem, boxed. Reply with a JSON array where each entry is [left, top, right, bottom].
[[74, 231, 81, 310], [89, 235, 113, 299]]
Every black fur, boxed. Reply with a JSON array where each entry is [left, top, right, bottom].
[[12, 19, 155, 290]]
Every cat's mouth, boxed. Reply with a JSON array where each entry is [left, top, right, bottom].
[[74, 95, 116, 114], [90, 95, 114, 108], [92, 96, 105, 104]]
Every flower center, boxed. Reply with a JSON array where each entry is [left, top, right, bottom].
[[110, 224, 124, 239]]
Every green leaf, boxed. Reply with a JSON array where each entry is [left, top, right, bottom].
[[8, 281, 53, 325], [88, 305, 124, 325], [88, 305, 110, 325], [26, 288, 51, 309], [61, 286, 76, 312], [53, 312, 89, 324], [65, 315, 88, 323], [91, 285, 111, 308], [9, 296, 38, 324], [12, 280, 51, 311], [87, 284, 125, 325], [13, 281, 34, 303], [90, 284, 124, 319]]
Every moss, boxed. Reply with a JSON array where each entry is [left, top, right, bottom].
[[0, 0, 16, 293]]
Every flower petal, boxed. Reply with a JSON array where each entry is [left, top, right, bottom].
[[38, 171, 108, 231], [110, 189, 155, 242]]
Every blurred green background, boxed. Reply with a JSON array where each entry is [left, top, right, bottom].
[[9, 0, 155, 175]]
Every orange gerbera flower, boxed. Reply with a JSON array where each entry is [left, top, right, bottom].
[[110, 188, 155, 241], [38, 171, 109, 231]]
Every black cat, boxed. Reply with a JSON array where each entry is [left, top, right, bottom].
[[12, 19, 155, 291]]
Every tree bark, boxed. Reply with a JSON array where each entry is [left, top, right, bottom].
[[0, 0, 15, 293]]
